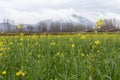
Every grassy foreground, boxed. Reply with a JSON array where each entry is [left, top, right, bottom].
[[0, 33, 120, 80]]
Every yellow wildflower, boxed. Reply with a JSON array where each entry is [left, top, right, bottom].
[[50, 42, 55, 46], [55, 78, 58, 80], [92, 45, 96, 49], [72, 43, 75, 48], [97, 50, 100, 53], [57, 52, 64, 57], [0, 48, 4, 51], [19, 43, 22, 46], [17, 24, 21, 29], [0, 42, 3, 46], [57, 52, 60, 55], [81, 53, 85, 57], [67, 60, 70, 63], [81, 35, 86, 39], [99, 19, 103, 24], [95, 40, 100, 45], [96, 19, 103, 29], [69, 37, 73, 41], [86, 55, 89, 57], [20, 38, 23, 41], [38, 54, 41, 58], [97, 26, 101, 29], [0, 53, 3, 57], [16, 70, 25, 76], [10, 42, 13, 45], [78, 33, 81, 36], [61, 53, 64, 57], [20, 33, 24, 36], [2, 70, 7, 75]]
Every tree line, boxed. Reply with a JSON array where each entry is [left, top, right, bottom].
[[1, 18, 120, 33]]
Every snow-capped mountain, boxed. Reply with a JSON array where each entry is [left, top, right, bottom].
[[35, 14, 95, 27], [72, 14, 95, 26]]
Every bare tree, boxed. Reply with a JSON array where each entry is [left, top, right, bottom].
[[99, 18, 119, 32], [27, 25, 35, 33], [37, 22, 47, 33], [50, 22, 61, 32]]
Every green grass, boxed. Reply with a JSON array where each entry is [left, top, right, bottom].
[[0, 33, 120, 80]]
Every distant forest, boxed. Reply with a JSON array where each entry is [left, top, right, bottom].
[[1, 18, 120, 33]]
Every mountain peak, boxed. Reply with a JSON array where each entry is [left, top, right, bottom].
[[72, 14, 95, 26]]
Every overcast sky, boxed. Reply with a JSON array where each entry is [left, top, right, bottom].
[[0, 0, 120, 24]]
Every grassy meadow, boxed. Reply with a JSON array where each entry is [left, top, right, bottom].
[[0, 33, 120, 80]]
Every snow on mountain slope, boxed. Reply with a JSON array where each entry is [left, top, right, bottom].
[[35, 14, 95, 27], [72, 14, 94, 26]]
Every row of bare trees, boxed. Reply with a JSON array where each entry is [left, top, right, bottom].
[[1, 18, 120, 33], [98, 18, 120, 32]]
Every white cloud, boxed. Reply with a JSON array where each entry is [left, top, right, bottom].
[[0, 0, 120, 24], [3, 8, 120, 24], [4, 8, 79, 24]]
